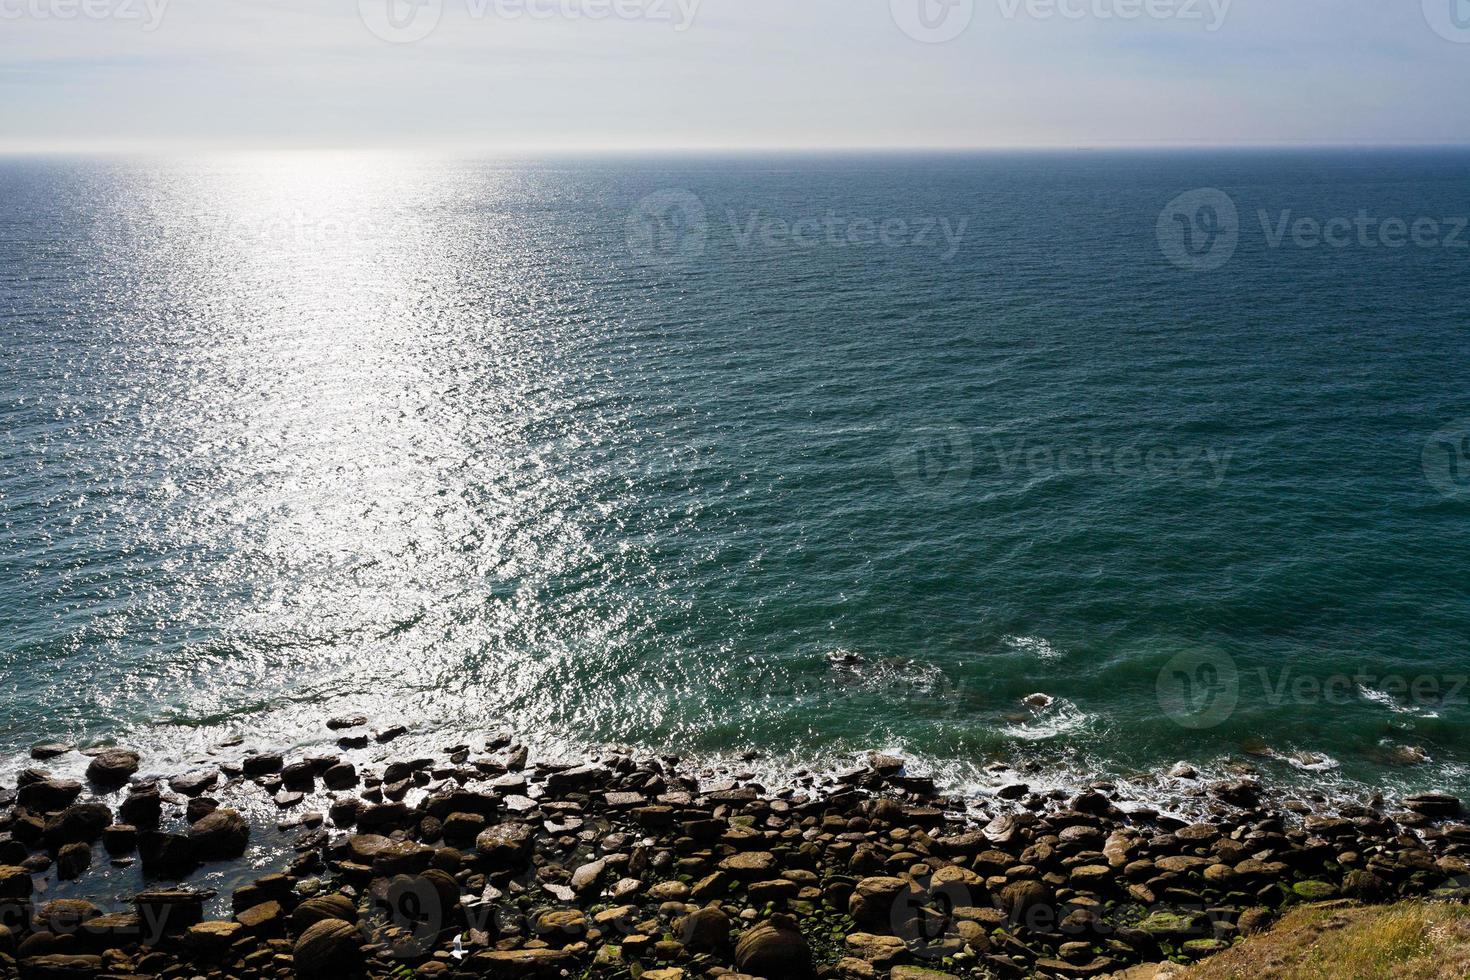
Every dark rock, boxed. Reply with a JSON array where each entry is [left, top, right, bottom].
[[118, 789, 162, 827], [281, 762, 315, 792], [181, 920, 243, 958], [133, 889, 207, 934], [189, 809, 250, 861], [17, 779, 82, 814], [290, 894, 357, 933], [1405, 793, 1462, 818], [356, 802, 410, 834], [234, 900, 283, 934], [1001, 880, 1056, 928], [102, 824, 137, 856], [475, 823, 533, 868], [849, 876, 910, 929], [169, 770, 218, 797], [677, 905, 733, 954], [442, 812, 486, 846], [735, 915, 813, 978], [43, 804, 112, 847], [322, 762, 358, 790], [85, 748, 140, 787], [138, 832, 198, 878], [185, 797, 218, 823], [545, 765, 609, 794], [1209, 780, 1262, 808], [371, 841, 434, 876], [34, 899, 101, 934], [55, 843, 91, 880], [242, 753, 283, 777], [0, 865, 33, 899], [16, 954, 103, 978], [294, 918, 362, 978], [1341, 869, 1392, 903]]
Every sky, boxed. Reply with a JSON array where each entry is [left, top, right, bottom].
[[0, 0, 1468, 151]]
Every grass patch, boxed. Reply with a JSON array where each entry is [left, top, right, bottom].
[[1185, 901, 1470, 980]]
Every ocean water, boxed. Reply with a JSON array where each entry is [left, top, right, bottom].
[[2, 149, 1469, 803]]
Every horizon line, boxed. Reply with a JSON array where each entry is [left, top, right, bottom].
[[3, 139, 1470, 158]]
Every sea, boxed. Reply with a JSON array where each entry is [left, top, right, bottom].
[[3, 148, 1469, 810]]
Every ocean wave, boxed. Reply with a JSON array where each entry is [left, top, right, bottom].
[[1358, 684, 1438, 718], [1001, 695, 1088, 741], [1003, 635, 1062, 661]]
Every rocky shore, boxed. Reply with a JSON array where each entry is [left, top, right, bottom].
[[3, 724, 1470, 980]]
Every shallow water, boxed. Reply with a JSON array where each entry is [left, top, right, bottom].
[[2, 149, 1469, 799]]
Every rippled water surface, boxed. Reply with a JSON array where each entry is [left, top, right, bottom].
[[2, 150, 1469, 799]]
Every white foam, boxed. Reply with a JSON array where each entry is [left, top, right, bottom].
[[1001, 696, 1088, 740], [1004, 635, 1062, 661]]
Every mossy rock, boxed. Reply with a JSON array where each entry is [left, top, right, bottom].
[[1183, 938, 1230, 958], [1138, 910, 1206, 939], [1291, 880, 1339, 901]]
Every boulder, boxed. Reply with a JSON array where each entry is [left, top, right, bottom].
[[55, 843, 91, 880], [735, 916, 813, 978], [85, 748, 139, 787], [849, 876, 910, 930], [182, 920, 242, 958], [293, 918, 362, 978], [43, 804, 112, 847], [189, 809, 250, 861], [675, 905, 732, 954], [118, 789, 162, 827], [322, 763, 358, 790], [17, 779, 82, 814], [476, 823, 533, 868], [0, 866, 33, 899], [291, 894, 358, 933], [170, 770, 219, 797]]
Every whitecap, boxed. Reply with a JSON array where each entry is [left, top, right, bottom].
[[1357, 685, 1414, 714], [1358, 684, 1437, 718], [1001, 696, 1088, 741], [1285, 751, 1339, 772], [1004, 635, 1062, 661]]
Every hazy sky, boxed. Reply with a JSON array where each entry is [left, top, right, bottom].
[[2, 0, 1468, 151]]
